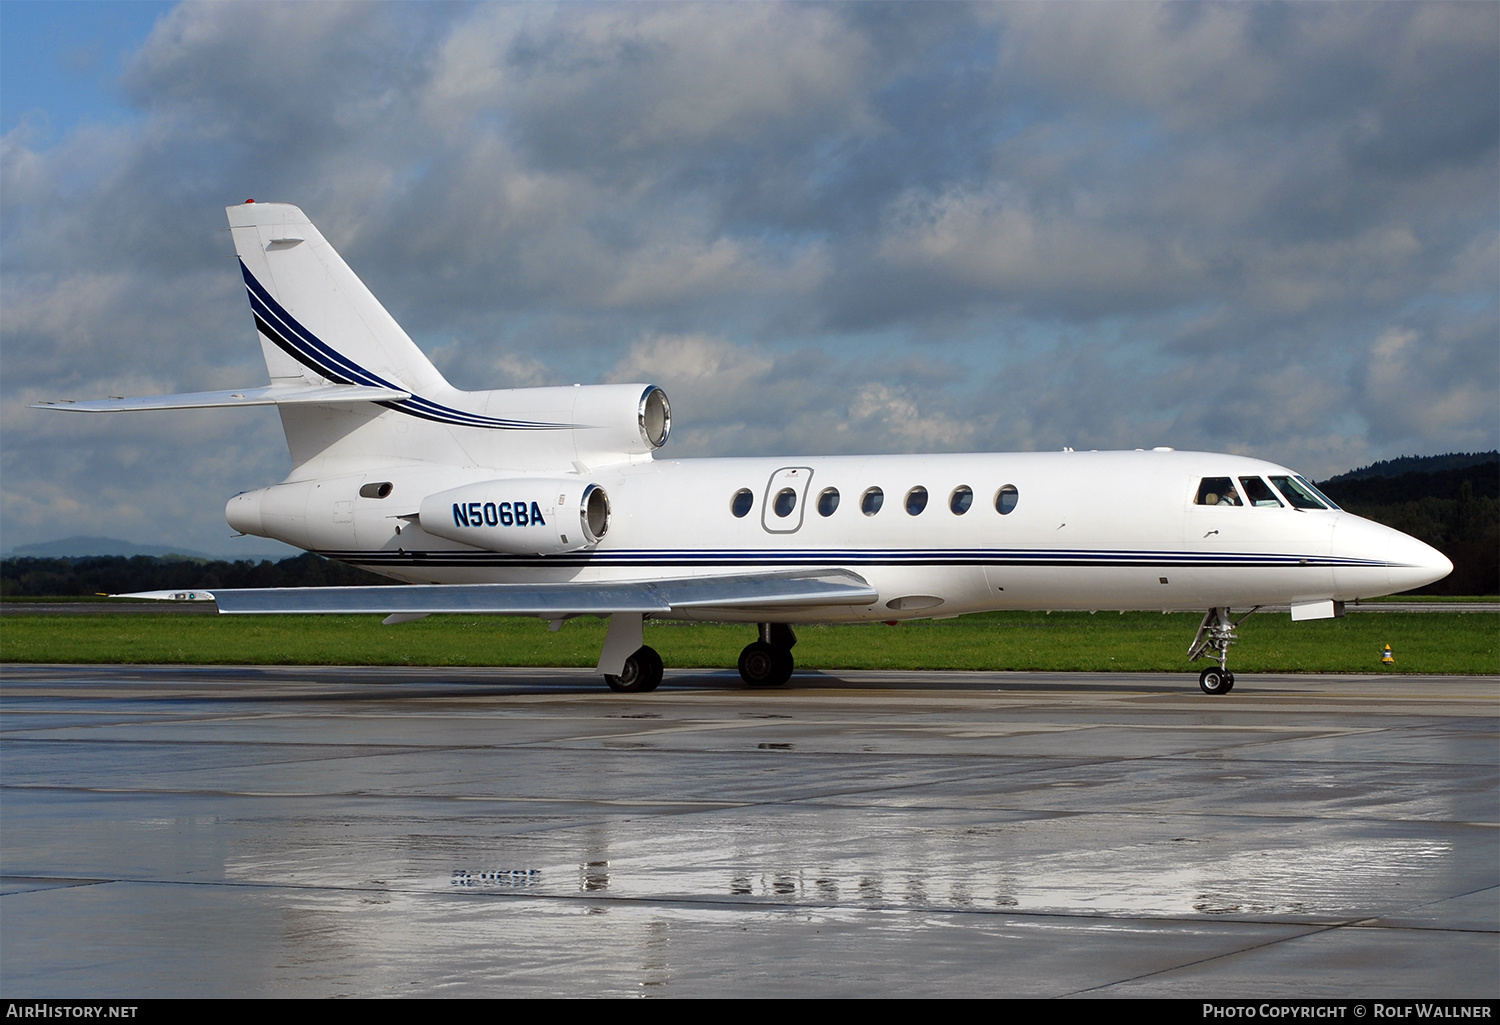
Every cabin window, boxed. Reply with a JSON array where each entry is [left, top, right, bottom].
[[1238, 476, 1283, 507], [861, 487, 884, 516], [995, 484, 1019, 515], [905, 487, 928, 515], [1269, 475, 1327, 510], [1195, 478, 1242, 506], [817, 488, 840, 517], [949, 486, 973, 514], [773, 488, 798, 518], [731, 489, 753, 517]]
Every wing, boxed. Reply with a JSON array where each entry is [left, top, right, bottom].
[[32, 383, 410, 413], [211, 569, 878, 617]]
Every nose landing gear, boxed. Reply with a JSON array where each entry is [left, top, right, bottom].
[[739, 623, 796, 687], [1188, 607, 1259, 695]]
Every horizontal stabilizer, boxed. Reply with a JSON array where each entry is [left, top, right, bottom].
[[33, 383, 410, 413], [213, 569, 878, 617]]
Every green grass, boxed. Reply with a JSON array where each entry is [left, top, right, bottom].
[[2, 610, 1494, 675]]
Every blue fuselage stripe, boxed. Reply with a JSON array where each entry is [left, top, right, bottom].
[[313, 548, 1384, 570]]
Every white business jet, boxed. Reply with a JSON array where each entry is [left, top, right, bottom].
[[37, 202, 1452, 694]]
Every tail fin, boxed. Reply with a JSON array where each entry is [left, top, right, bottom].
[[226, 202, 449, 397]]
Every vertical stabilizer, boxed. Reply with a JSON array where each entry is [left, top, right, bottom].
[[226, 202, 449, 396]]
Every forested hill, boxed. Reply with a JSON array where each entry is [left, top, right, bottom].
[[1323, 451, 1497, 484], [1, 553, 391, 598], [1317, 458, 1499, 505], [1316, 456, 1498, 596]]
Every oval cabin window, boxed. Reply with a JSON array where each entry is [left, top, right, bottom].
[[995, 485, 1019, 515]]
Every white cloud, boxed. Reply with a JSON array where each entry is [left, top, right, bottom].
[[1357, 320, 1499, 452], [425, 3, 879, 162]]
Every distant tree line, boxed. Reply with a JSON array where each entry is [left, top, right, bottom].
[[1323, 450, 1498, 484], [1, 553, 392, 598]]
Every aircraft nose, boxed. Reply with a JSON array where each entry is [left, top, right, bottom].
[[1332, 515, 1452, 596]]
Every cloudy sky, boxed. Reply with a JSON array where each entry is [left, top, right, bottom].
[[2, 1, 1496, 558]]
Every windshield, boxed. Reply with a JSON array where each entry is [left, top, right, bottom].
[[1297, 475, 1340, 510], [1269, 475, 1327, 510]]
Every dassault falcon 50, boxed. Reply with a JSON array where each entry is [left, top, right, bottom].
[[37, 201, 1452, 694]]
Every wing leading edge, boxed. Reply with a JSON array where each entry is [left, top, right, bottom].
[[212, 569, 878, 617], [32, 383, 410, 413]]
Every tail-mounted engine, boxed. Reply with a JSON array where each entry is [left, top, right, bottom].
[[471, 383, 670, 466], [418, 479, 610, 556]]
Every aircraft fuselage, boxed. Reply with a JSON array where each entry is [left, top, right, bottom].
[[227, 447, 1446, 623]]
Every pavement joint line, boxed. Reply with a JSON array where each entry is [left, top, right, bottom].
[[1064, 917, 1378, 996]]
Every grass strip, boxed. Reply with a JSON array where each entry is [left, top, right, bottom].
[[2, 610, 1495, 675]]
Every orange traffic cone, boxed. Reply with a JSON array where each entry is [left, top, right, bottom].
[[1381, 644, 1394, 665]]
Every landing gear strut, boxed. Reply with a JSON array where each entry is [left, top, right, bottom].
[[605, 645, 663, 693], [739, 623, 795, 687], [1187, 607, 1259, 695]]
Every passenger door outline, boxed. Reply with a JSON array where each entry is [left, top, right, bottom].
[[761, 467, 814, 534]]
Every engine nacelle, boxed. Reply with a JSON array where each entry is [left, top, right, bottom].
[[472, 383, 671, 466], [419, 479, 610, 555]]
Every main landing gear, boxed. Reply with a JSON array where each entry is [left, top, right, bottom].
[[738, 623, 796, 687], [1187, 606, 1259, 695], [604, 645, 664, 693], [598, 619, 794, 692]]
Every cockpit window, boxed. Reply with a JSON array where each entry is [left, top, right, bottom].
[[1269, 475, 1327, 510], [1297, 475, 1340, 510], [1238, 476, 1283, 507], [1195, 478, 1242, 506]]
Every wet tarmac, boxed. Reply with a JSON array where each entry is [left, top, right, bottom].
[[2, 664, 1495, 998]]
